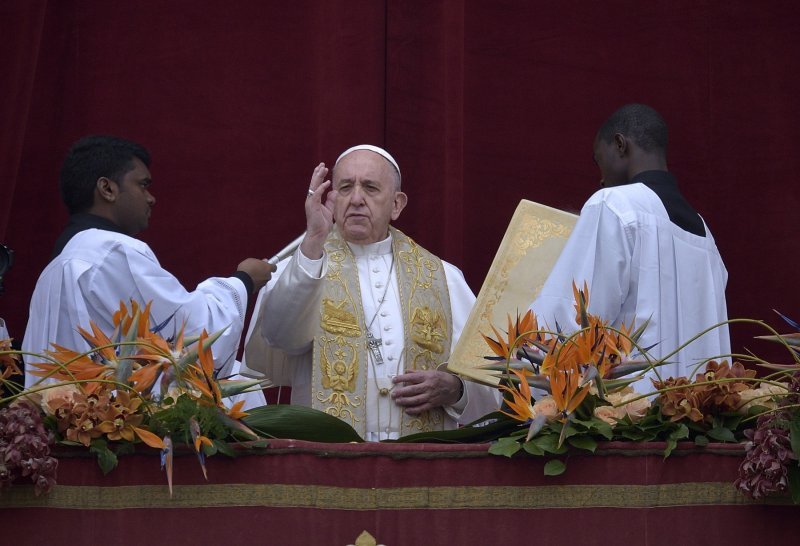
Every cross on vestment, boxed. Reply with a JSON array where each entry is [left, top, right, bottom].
[[366, 331, 384, 365]]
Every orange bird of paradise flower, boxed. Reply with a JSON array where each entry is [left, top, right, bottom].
[[544, 348, 590, 420], [481, 309, 541, 360], [498, 368, 547, 441]]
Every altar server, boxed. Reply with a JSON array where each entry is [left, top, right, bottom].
[[530, 104, 730, 391], [23, 135, 275, 396]]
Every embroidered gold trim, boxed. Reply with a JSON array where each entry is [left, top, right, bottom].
[[1, 482, 780, 510], [312, 228, 452, 437]]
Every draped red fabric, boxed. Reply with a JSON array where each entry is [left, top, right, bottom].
[[0, 441, 794, 545], [1, 1, 798, 363]]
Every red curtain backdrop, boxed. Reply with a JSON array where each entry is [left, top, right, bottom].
[[1, 1, 798, 363]]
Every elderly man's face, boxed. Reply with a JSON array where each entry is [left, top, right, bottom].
[[332, 150, 407, 244]]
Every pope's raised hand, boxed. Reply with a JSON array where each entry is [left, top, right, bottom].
[[301, 162, 336, 259]]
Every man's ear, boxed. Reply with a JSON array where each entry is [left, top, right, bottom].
[[391, 191, 408, 221], [614, 133, 628, 157], [96, 177, 117, 203]]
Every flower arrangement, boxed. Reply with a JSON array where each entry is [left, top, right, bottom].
[[0, 301, 268, 495], [4, 290, 798, 504], [479, 283, 800, 501]]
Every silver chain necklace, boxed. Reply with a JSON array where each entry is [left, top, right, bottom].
[[364, 252, 395, 366]]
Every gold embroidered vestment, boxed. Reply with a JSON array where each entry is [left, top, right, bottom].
[[312, 228, 453, 438]]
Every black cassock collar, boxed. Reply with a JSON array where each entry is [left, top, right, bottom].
[[51, 213, 126, 259], [628, 170, 706, 237]]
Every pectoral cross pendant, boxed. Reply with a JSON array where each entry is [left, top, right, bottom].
[[366, 331, 384, 365]]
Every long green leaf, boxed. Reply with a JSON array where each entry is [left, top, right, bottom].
[[388, 412, 520, 444], [219, 378, 271, 398], [242, 405, 363, 443]]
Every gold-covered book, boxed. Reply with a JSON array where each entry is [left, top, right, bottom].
[[448, 199, 577, 385]]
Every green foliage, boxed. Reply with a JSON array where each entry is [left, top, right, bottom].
[[212, 438, 236, 458], [527, 431, 569, 455], [148, 394, 229, 448], [243, 404, 363, 443], [707, 426, 737, 443], [567, 435, 598, 453], [664, 423, 689, 458], [571, 416, 614, 440], [489, 436, 523, 457], [486, 393, 761, 476], [543, 459, 566, 476], [522, 440, 544, 456], [389, 411, 521, 444], [89, 439, 118, 475]]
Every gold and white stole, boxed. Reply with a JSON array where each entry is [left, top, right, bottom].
[[311, 227, 453, 438]]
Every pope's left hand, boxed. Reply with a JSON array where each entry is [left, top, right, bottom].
[[391, 370, 462, 415]]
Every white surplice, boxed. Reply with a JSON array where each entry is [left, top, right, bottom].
[[530, 183, 730, 393], [243, 233, 501, 440], [22, 228, 264, 407]]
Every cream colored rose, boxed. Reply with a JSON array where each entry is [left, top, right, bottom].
[[617, 393, 650, 422], [737, 383, 790, 413], [39, 384, 82, 415], [602, 387, 650, 423], [761, 383, 790, 397], [594, 405, 623, 425], [605, 390, 630, 406], [532, 396, 559, 422]]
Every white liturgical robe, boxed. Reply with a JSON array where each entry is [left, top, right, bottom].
[[22, 228, 263, 407], [530, 182, 730, 393], [243, 233, 501, 440]]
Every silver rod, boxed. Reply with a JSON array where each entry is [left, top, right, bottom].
[[268, 233, 306, 265]]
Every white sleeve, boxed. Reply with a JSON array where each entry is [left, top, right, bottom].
[[442, 262, 502, 423], [257, 248, 327, 354], [82, 241, 248, 375], [530, 198, 632, 332]]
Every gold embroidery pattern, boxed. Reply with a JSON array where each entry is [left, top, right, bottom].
[[321, 298, 361, 337], [314, 228, 453, 437], [321, 246, 363, 338], [404, 409, 444, 433], [313, 237, 367, 433], [480, 216, 572, 323], [395, 233, 451, 433], [316, 334, 362, 426], [410, 306, 446, 354]]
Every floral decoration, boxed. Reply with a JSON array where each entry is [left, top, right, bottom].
[[480, 283, 800, 501], [0, 300, 268, 495]]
